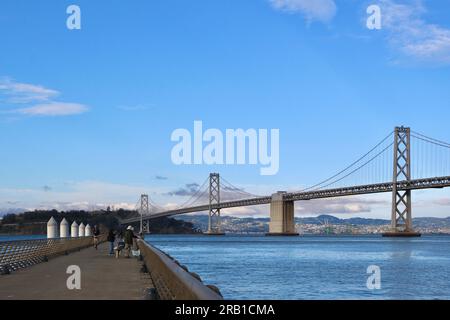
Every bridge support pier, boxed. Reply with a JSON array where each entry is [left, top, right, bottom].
[[266, 192, 299, 236], [383, 127, 421, 238]]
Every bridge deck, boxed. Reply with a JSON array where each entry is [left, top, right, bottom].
[[0, 242, 154, 300]]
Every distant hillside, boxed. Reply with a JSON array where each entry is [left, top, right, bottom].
[[0, 209, 199, 235], [0, 208, 27, 217], [297, 215, 390, 226], [4, 211, 449, 235], [176, 214, 450, 234]]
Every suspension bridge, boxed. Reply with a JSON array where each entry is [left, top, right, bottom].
[[122, 127, 450, 237], [2, 125, 450, 300]]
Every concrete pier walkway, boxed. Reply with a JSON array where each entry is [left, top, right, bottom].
[[0, 243, 154, 300]]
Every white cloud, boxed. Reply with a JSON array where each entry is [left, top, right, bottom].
[[0, 77, 88, 117], [434, 198, 450, 206], [379, 0, 450, 64], [1, 181, 384, 217], [15, 102, 88, 116], [0, 181, 152, 211], [0, 78, 59, 103], [2, 182, 450, 219], [221, 205, 270, 217], [36, 201, 137, 211], [295, 197, 387, 215], [219, 197, 388, 217], [269, 0, 337, 23]]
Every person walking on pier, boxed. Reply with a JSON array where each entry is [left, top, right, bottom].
[[107, 229, 116, 255], [114, 231, 125, 258], [124, 226, 136, 258], [93, 225, 100, 250]]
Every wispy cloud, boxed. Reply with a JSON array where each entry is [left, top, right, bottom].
[[0, 77, 89, 117], [155, 175, 169, 181], [378, 0, 450, 64], [2, 181, 449, 218], [15, 102, 88, 116], [164, 182, 256, 202], [269, 0, 337, 23], [0, 180, 158, 212], [433, 198, 450, 206], [219, 197, 388, 217], [295, 198, 388, 215], [167, 183, 200, 197], [34, 201, 137, 212], [0, 78, 59, 103]]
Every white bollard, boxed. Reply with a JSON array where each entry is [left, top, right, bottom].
[[85, 224, 92, 237], [71, 221, 79, 238], [47, 217, 58, 239], [60, 218, 69, 238], [79, 223, 85, 237]]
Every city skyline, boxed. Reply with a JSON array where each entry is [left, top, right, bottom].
[[1, 0, 450, 219]]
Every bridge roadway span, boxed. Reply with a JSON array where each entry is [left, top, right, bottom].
[[123, 176, 450, 224], [0, 243, 154, 300]]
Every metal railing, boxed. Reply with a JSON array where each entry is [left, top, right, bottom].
[[137, 239, 223, 300], [0, 235, 106, 274]]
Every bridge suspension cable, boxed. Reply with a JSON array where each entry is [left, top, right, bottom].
[[148, 198, 165, 211], [220, 177, 262, 200], [313, 141, 394, 191], [412, 131, 450, 148], [297, 130, 394, 192], [176, 176, 210, 209], [411, 130, 450, 180]]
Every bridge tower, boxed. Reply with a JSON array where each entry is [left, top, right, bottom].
[[266, 192, 299, 236], [139, 194, 150, 234], [205, 173, 225, 235], [383, 126, 421, 237]]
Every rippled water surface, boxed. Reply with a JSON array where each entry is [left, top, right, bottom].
[[145, 234, 450, 300], [0, 235, 46, 242]]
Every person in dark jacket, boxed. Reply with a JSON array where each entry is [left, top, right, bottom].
[[124, 226, 136, 258], [93, 225, 100, 250], [107, 229, 115, 255]]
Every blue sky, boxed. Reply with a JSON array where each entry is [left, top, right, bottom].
[[1, 0, 450, 218]]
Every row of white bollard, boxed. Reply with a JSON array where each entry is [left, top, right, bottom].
[[47, 217, 93, 239]]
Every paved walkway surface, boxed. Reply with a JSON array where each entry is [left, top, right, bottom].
[[0, 243, 154, 300]]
